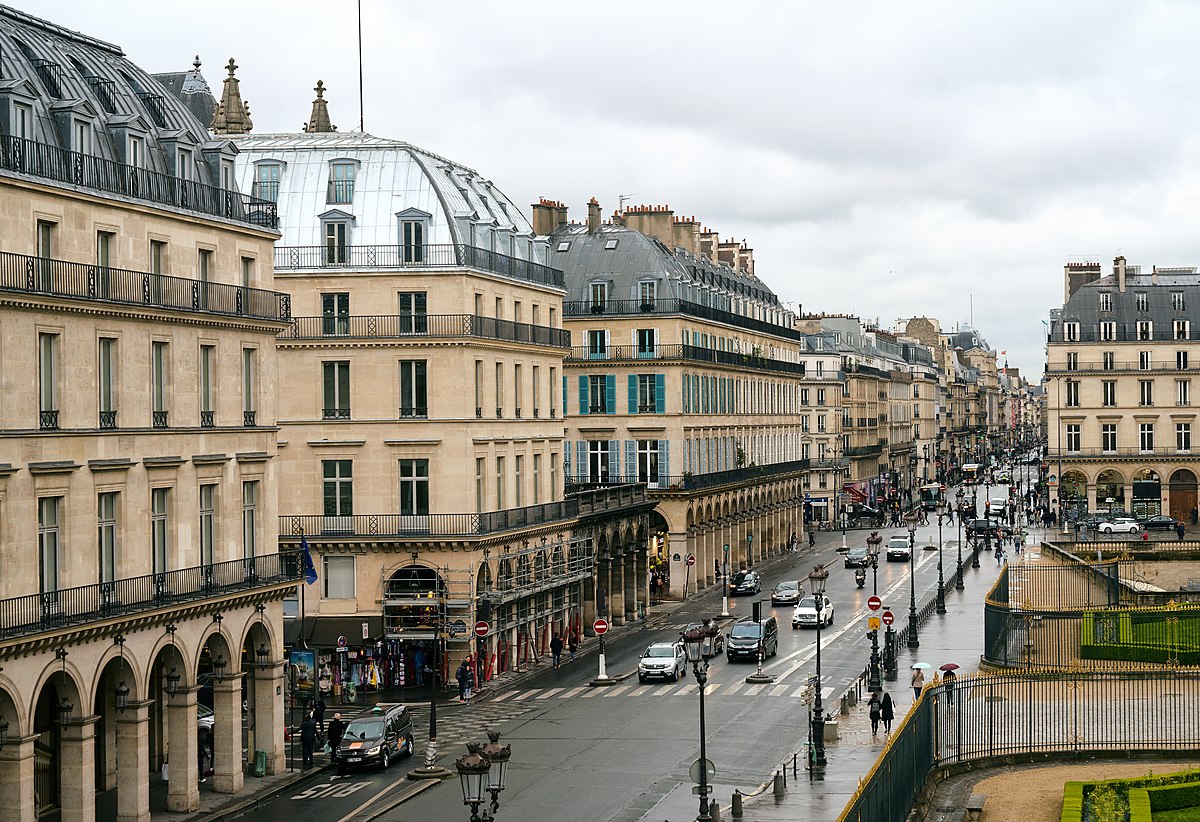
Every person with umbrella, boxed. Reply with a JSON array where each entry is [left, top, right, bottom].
[[940, 663, 959, 704], [911, 662, 929, 700]]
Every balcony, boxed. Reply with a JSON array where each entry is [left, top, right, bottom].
[[273, 244, 565, 290], [0, 250, 291, 322], [564, 298, 804, 342], [565, 343, 806, 376], [649, 459, 811, 493], [281, 313, 570, 348], [1049, 447, 1196, 459], [279, 499, 579, 539], [0, 551, 301, 642], [99, 410, 117, 429], [846, 440, 886, 458], [1046, 362, 1200, 374], [0, 135, 278, 228]]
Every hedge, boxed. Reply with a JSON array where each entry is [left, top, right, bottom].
[[1148, 781, 1200, 811], [1060, 769, 1200, 822], [1079, 642, 1200, 665]]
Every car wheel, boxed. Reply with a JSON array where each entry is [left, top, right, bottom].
[[381, 748, 390, 770], [638, 674, 646, 684], [404, 734, 415, 757]]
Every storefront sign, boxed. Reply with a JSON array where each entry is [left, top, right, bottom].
[[361, 621, 370, 640]]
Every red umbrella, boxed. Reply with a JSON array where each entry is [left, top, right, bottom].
[[939, 663, 960, 672]]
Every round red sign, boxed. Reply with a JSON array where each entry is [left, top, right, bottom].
[[867, 595, 882, 611], [474, 620, 489, 637], [593, 618, 609, 635], [881, 610, 895, 625], [686, 554, 696, 567]]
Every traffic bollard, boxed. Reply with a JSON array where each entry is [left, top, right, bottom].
[[731, 791, 743, 818], [773, 770, 786, 797]]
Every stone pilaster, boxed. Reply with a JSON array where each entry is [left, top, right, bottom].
[[60, 715, 99, 822], [166, 687, 199, 812], [609, 554, 626, 625], [212, 675, 244, 794], [253, 664, 285, 775], [115, 702, 152, 822], [0, 735, 37, 822]]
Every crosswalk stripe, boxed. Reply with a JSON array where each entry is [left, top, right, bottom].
[[821, 686, 835, 700], [705, 683, 719, 695], [537, 688, 563, 699], [770, 684, 791, 697], [580, 686, 605, 697], [603, 685, 630, 697], [723, 684, 744, 696], [676, 683, 698, 695], [510, 690, 539, 700], [630, 685, 653, 696], [745, 684, 767, 696], [558, 686, 586, 699], [489, 691, 517, 703]]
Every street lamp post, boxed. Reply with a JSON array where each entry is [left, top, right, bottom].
[[866, 532, 883, 693], [935, 500, 947, 615], [955, 488, 966, 590], [410, 590, 453, 780], [808, 564, 830, 768], [681, 624, 719, 822], [720, 543, 731, 618], [905, 513, 920, 649]]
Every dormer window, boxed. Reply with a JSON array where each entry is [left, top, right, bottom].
[[604, 239, 619, 250], [396, 208, 432, 264], [1174, 292, 1186, 311], [327, 161, 356, 204], [320, 209, 355, 265], [176, 148, 192, 181], [12, 102, 31, 141], [1063, 322, 1079, 342], [589, 282, 607, 313], [127, 135, 144, 168], [1098, 292, 1111, 312], [72, 120, 91, 154], [638, 280, 657, 308], [1135, 292, 1148, 311], [253, 162, 281, 202]]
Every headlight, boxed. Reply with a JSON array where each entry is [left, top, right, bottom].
[[366, 746, 381, 756]]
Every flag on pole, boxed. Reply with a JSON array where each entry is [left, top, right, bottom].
[[300, 534, 318, 585]]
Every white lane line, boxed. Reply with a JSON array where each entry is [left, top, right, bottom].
[[559, 686, 586, 699], [489, 691, 518, 703], [536, 688, 564, 699], [602, 685, 630, 697]]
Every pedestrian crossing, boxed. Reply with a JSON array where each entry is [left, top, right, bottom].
[[485, 681, 837, 703]]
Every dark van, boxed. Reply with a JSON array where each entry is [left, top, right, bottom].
[[726, 616, 779, 662], [333, 703, 415, 773]]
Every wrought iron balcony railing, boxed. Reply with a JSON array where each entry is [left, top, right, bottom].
[[152, 411, 168, 428], [39, 409, 58, 430], [274, 244, 565, 289], [243, 410, 257, 427], [200, 410, 215, 427], [281, 313, 570, 348], [565, 343, 807, 376], [0, 551, 301, 642], [564, 298, 803, 341], [99, 410, 117, 429], [0, 134, 279, 228], [0, 250, 291, 321], [586, 459, 812, 493], [280, 500, 579, 539], [1049, 447, 1197, 458]]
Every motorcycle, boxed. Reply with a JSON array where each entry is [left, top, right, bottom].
[[854, 568, 866, 589]]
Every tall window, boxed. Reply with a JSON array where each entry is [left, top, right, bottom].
[[1137, 320, 1153, 341], [149, 239, 166, 303], [398, 292, 427, 333], [127, 134, 143, 167], [1065, 351, 1079, 370], [322, 556, 355, 599], [801, 388, 810, 406], [637, 374, 657, 413], [587, 330, 608, 359], [13, 102, 30, 140], [36, 219, 54, 288], [1179, 379, 1191, 406], [401, 219, 424, 263], [1135, 293, 1147, 311], [38, 332, 58, 429], [513, 364, 522, 417], [1102, 381, 1116, 407], [176, 148, 192, 180], [475, 458, 485, 513], [399, 360, 427, 417], [549, 367, 557, 418], [1101, 352, 1113, 370], [152, 341, 169, 427], [98, 337, 117, 428], [1139, 380, 1154, 406], [151, 488, 170, 574], [637, 440, 660, 487], [197, 249, 212, 310], [1140, 351, 1152, 370], [242, 481, 258, 558], [322, 460, 353, 515], [1099, 321, 1116, 341], [589, 282, 607, 312], [323, 361, 350, 418], [1065, 380, 1080, 407], [1178, 423, 1193, 453], [587, 440, 609, 483], [1065, 424, 1081, 453], [532, 453, 542, 504], [1178, 351, 1190, 371], [514, 455, 524, 507], [638, 280, 657, 307], [496, 457, 506, 509], [588, 374, 608, 414], [96, 231, 113, 297], [324, 220, 349, 264], [38, 497, 61, 595], [474, 360, 483, 417], [1175, 319, 1191, 340], [97, 492, 117, 583], [1140, 423, 1155, 452], [1173, 292, 1186, 311], [322, 292, 350, 335], [817, 388, 827, 406], [1101, 423, 1117, 453], [550, 452, 559, 496], [199, 484, 216, 566], [199, 344, 215, 426], [241, 257, 254, 290], [242, 348, 256, 425], [533, 365, 541, 417], [253, 163, 281, 202], [327, 161, 356, 203], [399, 460, 429, 516], [1064, 322, 1079, 342], [1099, 292, 1112, 312], [495, 363, 504, 417]]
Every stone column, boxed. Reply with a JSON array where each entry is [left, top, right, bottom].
[[635, 552, 649, 617], [582, 575, 597, 631], [610, 553, 626, 625], [253, 664, 285, 776], [212, 675, 244, 794], [667, 532, 688, 599], [115, 701, 152, 822], [60, 715, 99, 822], [0, 735, 36, 822], [694, 528, 707, 591], [703, 524, 715, 588], [623, 552, 637, 623], [166, 687, 199, 812]]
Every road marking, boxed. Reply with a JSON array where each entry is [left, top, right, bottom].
[[723, 684, 744, 696], [489, 691, 517, 703], [603, 685, 630, 697], [559, 686, 586, 699], [705, 683, 719, 695], [536, 688, 563, 699], [770, 684, 791, 697], [510, 690, 539, 700], [629, 685, 653, 696], [580, 686, 605, 698], [745, 684, 767, 696], [676, 682, 698, 695], [822, 686, 835, 700]]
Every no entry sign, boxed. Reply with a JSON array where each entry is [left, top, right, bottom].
[[474, 620, 489, 637], [881, 610, 895, 626], [867, 595, 882, 611], [686, 554, 696, 567], [593, 618, 610, 635]]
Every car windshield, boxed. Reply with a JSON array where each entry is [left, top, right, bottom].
[[343, 719, 385, 740], [731, 623, 762, 638], [775, 582, 798, 591], [644, 646, 675, 657], [737, 575, 755, 585], [198, 705, 213, 719], [848, 547, 867, 556], [889, 539, 907, 548], [798, 597, 818, 609]]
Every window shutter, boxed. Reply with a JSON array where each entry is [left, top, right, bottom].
[[628, 374, 638, 414], [604, 329, 610, 355], [578, 375, 589, 415], [576, 441, 587, 481], [653, 329, 659, 354], [608, 440, 619, 481], [658, 440, 670, 485], [605, 375, 616, 414], [626, 440, 637, 482], [655, 374, 665, 413], [682, 374, 689, 413], [563, 440, 570, 480], [562, 374, 567, 411], [699, 438, 707, 474]]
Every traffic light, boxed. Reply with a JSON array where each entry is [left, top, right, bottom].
[[752, 600, 761, 624]]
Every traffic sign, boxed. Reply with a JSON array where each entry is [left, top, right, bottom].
[[686, 554, 696, 567], [689, 757, 716, 784], [448, 619, 468, 638], [336, 635, 348, 648], [867, 595, 882, 611], [882, 610, 895, 625], [474, 620, 490, 638], [593, 618, 609, 635], [868, 616, 881, 632]]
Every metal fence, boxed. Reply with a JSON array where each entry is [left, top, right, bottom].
[[282, 313, 570, 347]]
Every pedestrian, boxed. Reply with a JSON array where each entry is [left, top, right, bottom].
[[550, 632, 564, 670], [198, 725, 211, 783], [911, 667, 925, 701], [1178, 520, 1187, 541], [942, 669, 956, 705], [455, 660, 472, 704], [312, 693, 326, 735], [327, 712, 346, 755], [413, 645, 426, 687], [808, 530, 816, 548], [300, 711, 317, 768], [568, 632, 579, 663], [868, 693, 881, 735], [880, 692, 895, 733]]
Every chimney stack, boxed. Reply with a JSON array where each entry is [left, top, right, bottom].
[[1115, 255, 1127, 293], [1151, 264, 1159, 285], [587, 197, 601, 234], [531, 198, 567, 236]]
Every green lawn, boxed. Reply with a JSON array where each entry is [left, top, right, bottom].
[[1155, 807, 1200, 821]]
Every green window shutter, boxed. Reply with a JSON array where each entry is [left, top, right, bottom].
[[605, 375, 616, 414], [579, 375, 589, 415], [658, 440, 670, 485], [655, 374, 665, 413], [625, 440, 636, 482], [628, 374, 639, 414]]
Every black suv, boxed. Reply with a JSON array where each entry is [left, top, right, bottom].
[[965, 519, 1006, 540], [334, 704, 415, 773]]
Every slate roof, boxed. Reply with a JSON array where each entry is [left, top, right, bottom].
[[151, 59, 215, 128]]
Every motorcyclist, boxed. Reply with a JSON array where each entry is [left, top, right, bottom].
[[854, 567, 866, 588]]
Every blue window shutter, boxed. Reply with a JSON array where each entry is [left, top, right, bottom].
[[578, 375, 588, 415], [562, 375, 567, 412], [605, 375, 616, 414], [682, 374, 689, 413], [564, 440, 570, 480], [608, 439, 619, 481], [658, 440, 670, 485], [655, 374, 665, 413], [576, 441, 587, 481], [625, 440, 636, 482], [628, 374, 638, 414]]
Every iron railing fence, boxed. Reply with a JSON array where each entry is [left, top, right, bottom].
[[634, 460, 810, 493], [565, 343, 807, 375], [563, 297, 805, 342], [280, 502, 579, 539], [273, 244, 565, 289], [0, 551, 301, 641], [282, 313, 570, 347], [0, 135, 278, 228], [0, 250, 291, 322]]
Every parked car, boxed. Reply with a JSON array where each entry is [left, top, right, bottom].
[[729, 570, 761, 596], [844, 545, 870, 568], [791, 595, 834, 629], [1140, 514, 1178, 531], [770, 580, 802, 605], [638, 642, 686, 683], [197, 704, 215, 732], [726, 617, 778, 662], [682, 622, 724, 656], [1099, 518, 1141, 534], [965, 519, 1005, 540], [886, 535, 911, 561], [334, 704, 415, 773], [846, 504, 884, 528]]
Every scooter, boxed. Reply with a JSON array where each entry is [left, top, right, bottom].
[[854, 568, 866, 589]]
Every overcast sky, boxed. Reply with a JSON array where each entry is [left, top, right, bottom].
[[23, 0, 1200, 379]]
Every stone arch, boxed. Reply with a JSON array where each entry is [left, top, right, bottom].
[[0, 675, 28, 739], [29, 660, 87, 817], [88, 640, 147, 708], [1134, 468, 1161, 482], [1170, 469, 1199, 522], [1095, 468, 1126, 512], [194, 623, 238, 685], [145, 630, 195, 688], [1060, 469, 1088, 511], [385, 563, 446, 597], [476, 561, 494, 595], [237, 606, 280, 659]]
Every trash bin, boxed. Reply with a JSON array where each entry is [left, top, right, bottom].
[[252, 750, 267, 778]]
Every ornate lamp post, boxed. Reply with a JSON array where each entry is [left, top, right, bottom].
[[866, 532, 882, 692], [905, 513, 920, 649], [455, 750, 492, 822], [955, 488, 966, 590], [681, 624, 718, 821], [935, 500, 947, 615], [808, 564, 829, 767]]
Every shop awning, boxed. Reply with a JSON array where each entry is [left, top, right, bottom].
[[284, 616, 384, 649]]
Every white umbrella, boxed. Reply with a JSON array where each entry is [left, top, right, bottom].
[[911, 662, 931, 670]]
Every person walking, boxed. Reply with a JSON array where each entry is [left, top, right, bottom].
[[1178, 520, 1187, 541], [327, 712, 346, 755], [568, 632, 579, 663], [455, 660, 472, 704], [413, 645, 426, 687], [808, 530, 816, 548], [880, 692, 895, 733], [868, 693, 882, 735], [910, 667, 925, 701], [942, 669, 957, 704], [312, 693, 326, 735], [300, 711, 317, 768], [550, 633, 564, 670]]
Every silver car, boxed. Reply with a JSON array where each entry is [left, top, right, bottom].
[[770, 580, 802, 605], [637, 642, 686, 683]]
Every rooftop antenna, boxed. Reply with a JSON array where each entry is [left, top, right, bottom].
[[357, 0, 365, 132], [618, 194, 635, 212]]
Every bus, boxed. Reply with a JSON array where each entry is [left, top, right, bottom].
[[919, 483, 946, 510], [961, 464, 981, 485]]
